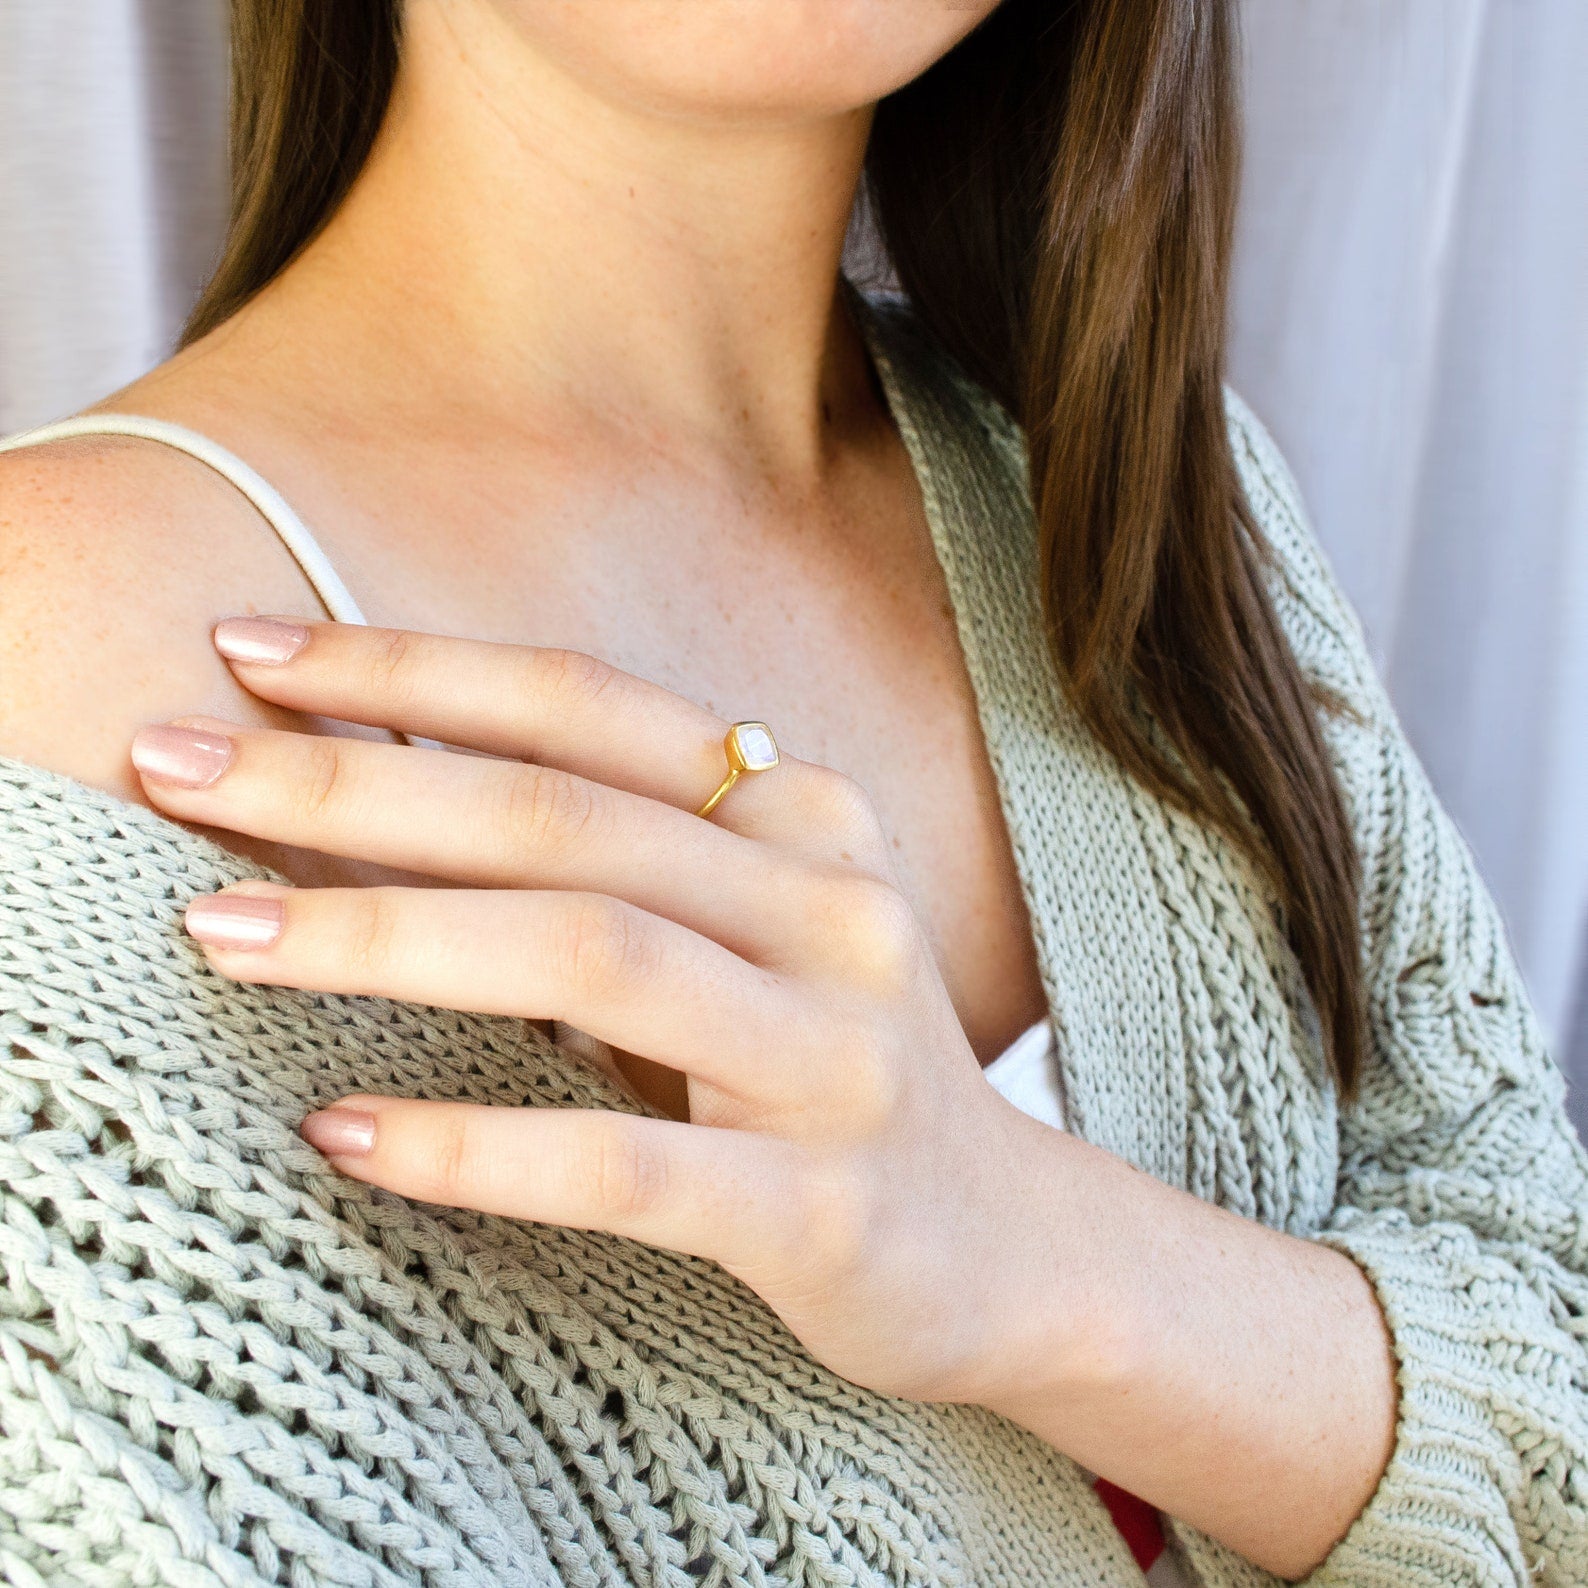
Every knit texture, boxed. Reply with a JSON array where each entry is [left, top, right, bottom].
[[1, 296, 1584, 1586]]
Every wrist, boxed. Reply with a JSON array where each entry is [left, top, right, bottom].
[[953, 1115, 1144, 1419]]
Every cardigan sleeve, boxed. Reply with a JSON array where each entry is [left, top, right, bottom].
[[1225, 390, 1588, 1588]]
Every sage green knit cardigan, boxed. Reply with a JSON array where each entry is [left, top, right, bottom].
[[1, 300, 1584, 1588]]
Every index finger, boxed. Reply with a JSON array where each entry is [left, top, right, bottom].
[[212, 617, 887, 868]]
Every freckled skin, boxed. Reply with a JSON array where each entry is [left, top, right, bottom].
[[0, 0, 1036, 1070]]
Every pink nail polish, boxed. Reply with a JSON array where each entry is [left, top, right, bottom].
[[185, 893, 284, 950], [214, 616, 310, 666], [301, 1108, 376, 1158], [131, 724, 235, 788]]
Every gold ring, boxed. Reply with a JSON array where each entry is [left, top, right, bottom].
[[696, 721, 779, 818]]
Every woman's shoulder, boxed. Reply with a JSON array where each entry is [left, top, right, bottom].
[[0, 401, 317, 809], [1219, 386, 1386, 716]]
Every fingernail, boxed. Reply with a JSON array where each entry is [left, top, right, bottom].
[[185, 893, 284, 950], [131, 724, 235, 788], [301, 1108, 376, 1158], [214, 616, 310, 666]]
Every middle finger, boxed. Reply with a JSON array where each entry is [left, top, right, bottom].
[[185, 880, 817, 1102]]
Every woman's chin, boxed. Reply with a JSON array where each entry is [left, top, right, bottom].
[[480, 0, 1004, 123]]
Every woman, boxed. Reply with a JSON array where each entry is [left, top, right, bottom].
[[0, 1, 1582, 1583]]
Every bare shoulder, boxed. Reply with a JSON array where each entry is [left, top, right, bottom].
[[0, 423, 327, 807]]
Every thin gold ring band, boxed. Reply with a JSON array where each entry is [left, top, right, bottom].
[[696, 721, 780, 818]]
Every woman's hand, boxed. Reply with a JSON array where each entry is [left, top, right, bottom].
[[131, 614, 1401, 1576], [130, 615, 1070, 1406]]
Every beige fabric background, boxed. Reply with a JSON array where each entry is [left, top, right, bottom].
[[2, 0, 1584, 1127]]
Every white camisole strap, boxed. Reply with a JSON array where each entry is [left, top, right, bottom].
[[0, 414, 370, 627]]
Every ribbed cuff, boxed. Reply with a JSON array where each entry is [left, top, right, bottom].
[[1302, 1207, 1564, 1586]]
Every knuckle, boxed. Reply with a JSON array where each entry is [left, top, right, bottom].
[[803, 766, 885, 849], [364, 626, 423, 704], [419, 1112, 473, 1202], [828, 875, 922, 991], [578, 1119, 667, 1222], [501, 764, 600, 852], [560, 896, 653, 997], [533, 646, 621, 710], [347, 889, 403, 976], [813, 1164, 874, 1273], [777, 1154, 871, 1282], [295, 736, 349, 823], [841, 1036, 906, 1132]]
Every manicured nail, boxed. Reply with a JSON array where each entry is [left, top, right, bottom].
[[214, 616, 310, 666], [131, 724, 235, 788], [184, 893, 284, 950], [301, 1108, 376, 1158]]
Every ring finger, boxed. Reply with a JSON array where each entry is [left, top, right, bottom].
[[187, 880, 821, 1102]]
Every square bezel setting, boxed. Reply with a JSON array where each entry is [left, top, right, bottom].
[[729, 722, 779, 773]]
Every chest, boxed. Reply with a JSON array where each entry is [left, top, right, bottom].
[[278, 428, 1048, 1071], [197, 327, 1341, 1227]]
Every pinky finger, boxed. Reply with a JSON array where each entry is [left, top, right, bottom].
[[300, 1094, 801, 1275]]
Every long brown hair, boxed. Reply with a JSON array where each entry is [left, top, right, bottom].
[[187, 0, 1365, 1095]]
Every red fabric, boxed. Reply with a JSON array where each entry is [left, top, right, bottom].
[[1093, 1477, 1166, 1572]]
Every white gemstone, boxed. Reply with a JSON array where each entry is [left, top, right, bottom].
[[735, 723, 778, 771]]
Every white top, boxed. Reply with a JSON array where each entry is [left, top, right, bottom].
[[983, 1015, 1068, 1128]]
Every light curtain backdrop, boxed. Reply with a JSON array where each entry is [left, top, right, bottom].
[[1226, 1, 1588, 1129], [3, 1, 1585, 1128]]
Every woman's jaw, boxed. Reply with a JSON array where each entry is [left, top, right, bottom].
[[213, 0, 998, 480]]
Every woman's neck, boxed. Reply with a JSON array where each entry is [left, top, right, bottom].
[[236, 1, 878, 484]]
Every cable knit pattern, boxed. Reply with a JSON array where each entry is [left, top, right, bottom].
[[0, 295, 1583, 1585]]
